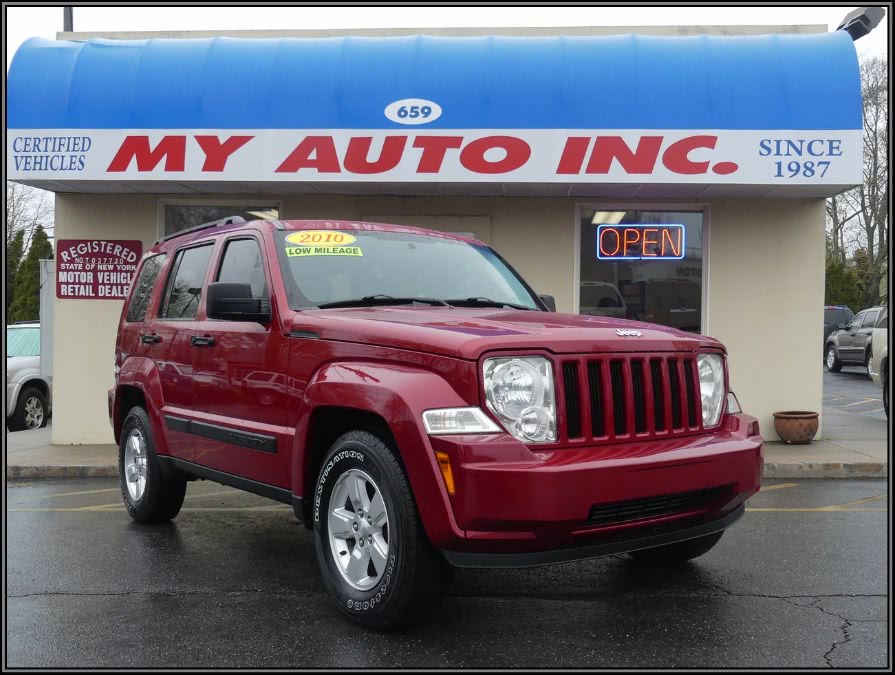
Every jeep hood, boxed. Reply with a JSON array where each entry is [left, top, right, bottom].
[[291, 307, 721, 360]]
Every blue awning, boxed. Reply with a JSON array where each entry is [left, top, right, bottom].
[[9, 32, 861, 131], [6, 32, 863, 197]]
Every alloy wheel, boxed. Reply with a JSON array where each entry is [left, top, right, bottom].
[[123, 428, 148, 501], [327, 469, 390, 591], [23, 396, 44, 429]]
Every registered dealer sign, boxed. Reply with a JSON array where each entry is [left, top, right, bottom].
[[56, 239, 142, 299]]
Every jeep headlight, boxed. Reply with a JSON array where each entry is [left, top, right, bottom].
[[698, 353, 725, 427], [483, 356, 556, 443]]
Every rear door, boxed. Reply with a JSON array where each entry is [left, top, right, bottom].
[[143, 241, 216, 461], [858, 310, 880, 362], [117, 253, 167, 366], [189, 234, 292, 487], [839, 311, 865, 361]]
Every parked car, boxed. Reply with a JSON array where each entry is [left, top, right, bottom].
[[110, 218, 763, 630], [579, 280, 627, 318], [824, 306, 883, 375], [868, 306, 888, 415], [823, 305, 854, 347], [6, 322, 52, 431], [622, 278, 702, 333]]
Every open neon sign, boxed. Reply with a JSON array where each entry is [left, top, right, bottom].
[[596, 224, 685, 260]]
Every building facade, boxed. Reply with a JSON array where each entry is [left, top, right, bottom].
[[7, 25, 863, 444]]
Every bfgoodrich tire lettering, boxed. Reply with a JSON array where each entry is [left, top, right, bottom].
[[313, 430, 453, 630], [118, 406, 187, 524]]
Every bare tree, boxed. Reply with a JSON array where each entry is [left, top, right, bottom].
[[825, 56, 889, 306], [6, 182, 54, 314], [6, 181, 54, 252]]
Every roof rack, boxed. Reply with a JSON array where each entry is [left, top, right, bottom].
[[157, 216, 247, 244]]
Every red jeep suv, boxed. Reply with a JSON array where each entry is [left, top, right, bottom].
[[110, 217, 763, 629]]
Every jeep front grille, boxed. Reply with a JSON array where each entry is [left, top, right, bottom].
[[560, 354, 702, 443]]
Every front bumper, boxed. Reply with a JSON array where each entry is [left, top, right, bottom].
[[430, 413, 762, 561], [444, 503, 745, 568]]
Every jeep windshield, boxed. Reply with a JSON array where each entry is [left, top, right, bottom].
[[276, 230, 541, 311]]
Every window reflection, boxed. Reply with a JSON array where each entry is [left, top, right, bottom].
[[579, 209, 704, 333], [164, 205, 279, 236]]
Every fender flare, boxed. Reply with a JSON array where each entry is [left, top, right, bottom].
[[8, 375, 51, 416], [294, 361, 469, 547], [114, 356, 168, 453]]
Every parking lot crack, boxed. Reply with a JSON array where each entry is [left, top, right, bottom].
[[808, 599, 854, 668]]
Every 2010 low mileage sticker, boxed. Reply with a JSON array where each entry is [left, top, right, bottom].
[[285, 230, 362, 257], [286, 231, 357, 246]]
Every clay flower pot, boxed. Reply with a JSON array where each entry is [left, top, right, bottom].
[[773, 411, 819, 444]]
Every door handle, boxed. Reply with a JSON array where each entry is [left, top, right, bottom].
[[140, 333, 162, 344], [190, 335, 216, 347]]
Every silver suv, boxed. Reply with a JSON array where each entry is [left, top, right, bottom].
[[6, 322, 52, 431], [868, 307, 888, 415]]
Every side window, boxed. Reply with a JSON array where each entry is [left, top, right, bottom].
[[216, 238, 268, 298], [862, 310, 880, 328], [160, 244, 214, 319], [876, 307, 888, 329], [848, 312, 864, 330], [126, 254, 167, 323]]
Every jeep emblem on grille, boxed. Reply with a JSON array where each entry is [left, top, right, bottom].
[[616, 329, 642, 337]]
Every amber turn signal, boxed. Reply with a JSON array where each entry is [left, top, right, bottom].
[[435, 451, 455, 496]]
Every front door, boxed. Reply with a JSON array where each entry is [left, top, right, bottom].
[[189, 235, 292, 487], [145, 241, 216, 462]]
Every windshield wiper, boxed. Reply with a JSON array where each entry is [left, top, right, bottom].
[[316, 294, 450, 309], [443, 297, 533, 311]]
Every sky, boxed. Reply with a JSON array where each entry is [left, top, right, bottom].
[[5, 5, 889, 70]]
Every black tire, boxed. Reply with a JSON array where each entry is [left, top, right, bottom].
[[865, 348, 873, 377], [313, 430, 453, 630], [8, 386, 49, 432], [825, 345, 842, 372], [118, 406, 186, 524], [628, 531, 724, 566]]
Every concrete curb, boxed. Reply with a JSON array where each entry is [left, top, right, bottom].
[[7, 463, 887, 480], [7, 465, 119, 480], [763, 462, 887, 479]]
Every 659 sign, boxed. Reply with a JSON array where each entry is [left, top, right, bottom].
[[384, 98, 443, 125]]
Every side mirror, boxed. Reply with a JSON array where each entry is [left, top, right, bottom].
[[538, 294, 557, 312], [207, 282, 269, 322]]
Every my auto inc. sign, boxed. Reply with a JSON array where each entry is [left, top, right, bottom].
[[56, 239, 142, 300], [8, 130, 862, 186]]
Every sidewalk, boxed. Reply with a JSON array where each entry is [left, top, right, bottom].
[[6, 427, 117, 479], [764, 397, 888, 478], [6, 420, 888, 480]]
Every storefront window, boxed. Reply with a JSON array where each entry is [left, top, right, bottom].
[[163, 205, 279, 236], [579, 209, 704, 333]]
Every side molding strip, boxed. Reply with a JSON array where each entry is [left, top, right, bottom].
[[164, 415, 277, 453]]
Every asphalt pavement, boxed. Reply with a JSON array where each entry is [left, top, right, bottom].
[[823, 366, 888, 427], [6, 477, 888, 668]]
